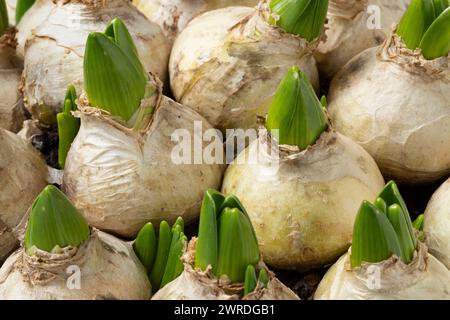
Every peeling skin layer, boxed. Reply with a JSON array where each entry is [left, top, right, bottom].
[[169, 3, 319, 130], [63, 93, 224, 238], [0, 31, 26, 132], [21, 0, 170, 119], [221, 129, 385, 271], [424, 178, 450, 269], [314, 243, 450, 300], [328, 33, 450, 184], [0, 129, 48, 262], [152, 238, 299, 300], [0, 230, 151, 300], [315, 0, 410, 80], [132, 0, 259, 42]]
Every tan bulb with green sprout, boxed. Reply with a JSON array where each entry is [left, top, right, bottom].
[[0, 185, 151, 299], [315, 0, 411, 80], [62, 19, 223, 238], [423, 178, 450, 269], [328, 0, 450, 184], [169, 0, 328, 130], [153, 190, 299, 300], [133, 0, 259, 43], [222, 66, 385, 271], [0, 128, 47, 261], [315, 181, 450, 300], [18, 0, 170, 125], [0, 0, 26, 132]]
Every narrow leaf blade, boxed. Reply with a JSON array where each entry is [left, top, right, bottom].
[[133, 222, 157, 271]]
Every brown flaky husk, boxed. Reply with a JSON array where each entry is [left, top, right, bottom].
[[424, 178, 450, 269], [152, 238, 299, 300], [20, 0, 170, 123], [221, 128, 385, 271], [314, 242, 450, 300], [132, 0, 259, 43], [328, 33, 450, 184], [0, 128, 48, 262], [0, 29, 26, 132], [0, 229, 151, 299], [169, 1, 319, 130], [315, 0, 410, 80], [63, 76, 224, 238]]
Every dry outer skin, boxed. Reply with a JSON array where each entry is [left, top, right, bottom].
[[0, 30, 26, 132], [169, 2, 319, 130], [152, 238, 299, 300], [63, 81, 224, 238], [221, 129, 385, 271], [314, 243, 450, 299], [132, 0, 259, 43], [328, 34, 450, 184], [0, 128, 48, 261], [21, 0, 170, 121], [0, 229, 151, 299], [424, 178, 450, 269], [315, 0, 410, 80], [15, 0, 54, 59]]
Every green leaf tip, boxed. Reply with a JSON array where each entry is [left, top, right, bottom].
[[83, 18, 148, 122], [420, 7, 450, 59], [244, 265, 257, 296], [258, 268, 269, 289], [216, 207, 260, 283], [266, 66, 328, 150], [160, 225, 187, 289], [397, 0, 450, 59], [133, 222, 157, 271], [57, 85, 80, 169], [15, 0, 35, 24], [351, 201, 403, 268], [195, 190, 260, 284], [24, 185, 90, 254], [269, 0, 329, 41], [149, 220, 172, 292], [194, 189, 224, 273], [387, 204, 415, 264], [378, 181, 417, 248], [0, 0, 8, 35], [413, 214, 425, 231]]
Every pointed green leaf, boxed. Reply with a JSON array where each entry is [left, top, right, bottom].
[[216, 208, 260, 283], [413, 214, 425, 231], [244, 265, 257, 296], [266, 66, 328, 150], [258, 268, 269, 289], [24, 185, 90, 254], [397, 0, 437, 50], [149, 221, 172, 292], [15, 0, 35, 24], [194, 189, 224, 272], [160, 225, 187, 288], [351, 201, 403, 268], [57, 85, 80, 169], [270, 0, 329, 41], [0, 0, 8, 35], [378, 181, 417, 248], [172, 217, 184, 233], [374, 197, 387, 214], [104, 18, 146, 78], [420, 7, 450, 59], [320, 95, 327, 108], [133, 222, 157, 271], [387, 204, 415, 264], [83, 32, 147, 121]]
